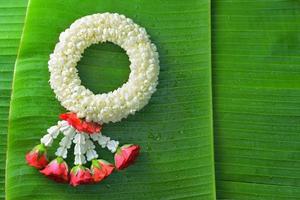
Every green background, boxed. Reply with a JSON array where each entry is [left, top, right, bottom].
[[1, 0, 300, 199], [0, 0, 28, 198], [6, 0, 215, 199]]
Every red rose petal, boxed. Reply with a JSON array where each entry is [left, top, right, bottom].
[[59, 112, 102, 134]]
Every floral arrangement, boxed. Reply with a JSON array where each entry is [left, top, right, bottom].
[[25, 13, 159, 187]]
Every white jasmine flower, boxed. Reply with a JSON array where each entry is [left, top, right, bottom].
[[55, 127, 76, 158], [98, 135, 110, 148], [90, 133, 101, 141], [74, 154, 86, 165], [47, 125, 60, 138], [40, 134, 54, 147], [59, 124, 70, 132], [59, 136, 73, 148], [86, 149, 98, 161], [57, 120, 69, 130], [74, 143, 86, 155], [107, 140, 119, 153], [85, 136, 98, 161], [55, 147, 68, 158], [72, 133, 88, 165], [73, 133, 86, 144], [85, 139, 95, 149], [62, 126, 75, 137]]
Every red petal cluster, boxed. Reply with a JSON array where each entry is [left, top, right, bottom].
[[40, 157, 69, 183], [70, 165, 93, 186], [25, 144, 48, 169], [114, 144, 140, 170], [91, 159, 114, 182], [60, 112, 102, 134]]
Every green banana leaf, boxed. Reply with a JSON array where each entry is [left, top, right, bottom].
[[6, 0, 215, 199], [212, 1, 300, 199], [4, 0, 300, 199], [0, 0, 27, 198]]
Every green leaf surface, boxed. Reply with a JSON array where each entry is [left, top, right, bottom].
[[0, 0, 27, 198], [212, 1, 300, 199], [6, 0, 300, 199], [6, 0, 215, 199]]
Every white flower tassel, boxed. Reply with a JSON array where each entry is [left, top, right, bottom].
[[90, 133, 109, 148], [85, 136, 98, 161], [107, 140, 119, 153], [55, 126, 76, 158], [73, 133, 88, 165], [39, 120, 120, 166], [90, 133, 119, 152], [40, 121, 66, 147]]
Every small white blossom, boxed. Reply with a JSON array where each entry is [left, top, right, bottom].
[[86, 149, 98, 161], [90, 133, 101, 141], [73, 133, 88, 164], [57, 120, 68, 127], [59, 137, 69, 147], [63, 126, 76, 137], [47, 126, 60, 138], [107, 140, 119, 153], [40, 134, 53, 147], [73, 133, 86, 144], [85, 136, 98, 161], [55, 126, 76, 158], [98, 135, 110, 148], [74, 143, 86, 155], [75, 154, 86, 165], [59, 121, 70, 132], [86, 139, 95, 149], [55, 147, 68, 158], [41, 122, 68, 147], [90, 133, 110, 148]]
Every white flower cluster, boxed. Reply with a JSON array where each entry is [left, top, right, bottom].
[[85, 137, 98, 161], [41, 121, 68, 147], [48, 13, 160, 124], [55, 126, 76, 159], [73, 133, 88, 165], [90, 134, 110, 148], [40, 120, 120, 165], [90, 134, 119, 153]]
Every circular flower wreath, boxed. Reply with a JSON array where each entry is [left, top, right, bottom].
[[26, 13, 159, 186], [49, 12, 159, 124]]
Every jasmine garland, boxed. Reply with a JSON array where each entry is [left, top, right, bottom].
[[26, 13, 159, 187], [48, 12, 159, 124]]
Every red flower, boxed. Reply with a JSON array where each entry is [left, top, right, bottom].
[[91, 159, 114, 182], [25, 144, 48, 169], [114, 144, 140, 170], [40, 157, 69, 183], [60, 112, 102, 134], [70, 165, 93, 186]]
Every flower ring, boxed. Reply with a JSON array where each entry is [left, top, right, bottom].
[[26, 13, 159, 186], [48, 12, 159, 124]]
